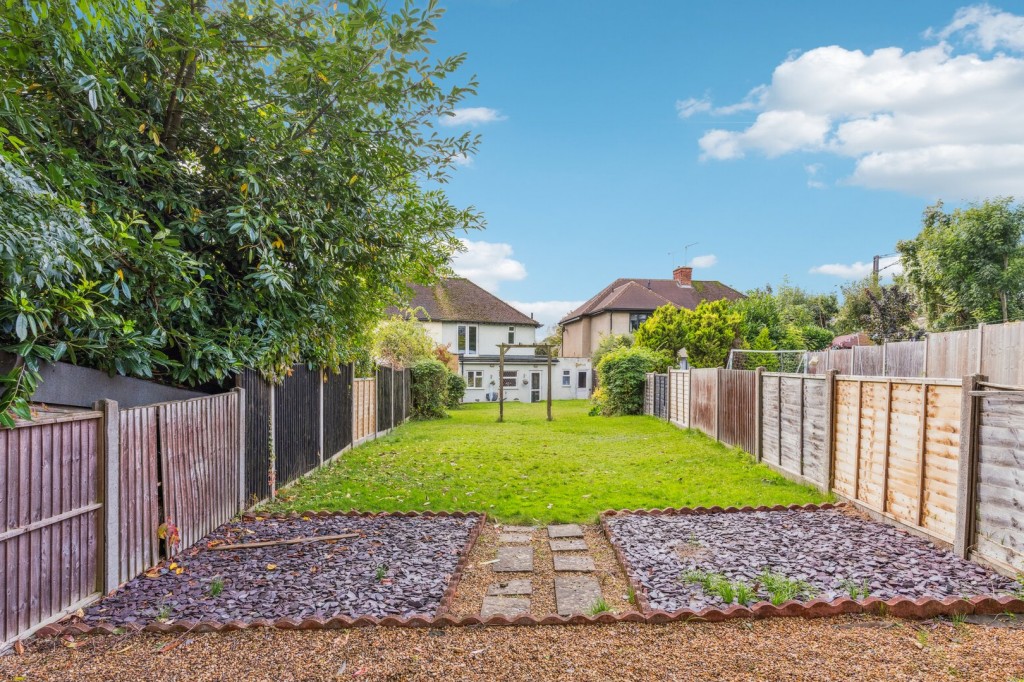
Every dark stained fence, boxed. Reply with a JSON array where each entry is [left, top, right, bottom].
[[689, 369, 718, 439], [652, 374, 668, 420], [118, 406, 160, 584], [237, 370, 273, 503], [376, 366, 394, 432], [1, 410, 102, 650], [324, 365, 354, 459], [718, 369, 758, 454], [159, 392, 241, 553], [392, 368, 410, 425], [274, 365, 321, 487]]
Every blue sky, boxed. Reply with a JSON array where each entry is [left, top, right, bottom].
[[428, 1, 1024, 329]]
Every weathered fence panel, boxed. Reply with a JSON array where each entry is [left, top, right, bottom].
[[668, 370, 689, 427], [643, 373, 655, 417], [159, 392, 241, 553], [689, 369, 718, 438], [979, 322, 1024, 385], [885, 341, 925, 377], [118, 406, 159, 584], [831, 377, 962, 544], [718, 370, 757, 453], [927, 329, 977, 380], [1, 411, 102, 650], [853, 346, 884, 376], [274, 365, 321, 486], [353, 377, 377, 443], [323, 365, 354, 459], [377, 367, 394, 433], [972, 387, 1024, 572], [760, 374, 830, 489]]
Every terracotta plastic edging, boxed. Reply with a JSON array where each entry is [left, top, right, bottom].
[[33, 504, 1024, 640]]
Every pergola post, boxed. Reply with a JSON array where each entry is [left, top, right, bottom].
[[498, 343, 505, 423]]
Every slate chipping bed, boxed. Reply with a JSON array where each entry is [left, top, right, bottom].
[[84, 514, 481, 626], [605, 508, 1020, 613]]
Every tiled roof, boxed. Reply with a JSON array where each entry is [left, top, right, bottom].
[[396, 278, 541, 327], [560, 277, 744, 324]]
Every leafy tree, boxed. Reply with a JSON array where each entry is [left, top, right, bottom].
[[634, 300, 742, 368], [0, 0, 480, 425], [371, 314, 436, 369], [593, 346, 665, 416], [799, 325, 835, 351], [834, 276, 879, 336], [734, 280, 837, 349], [898, 199, 1024, 330], [535, 325, 562, 357], [591, 333, 633, 369], [835, 275, 920, 342], [747, 327, 779, 371]]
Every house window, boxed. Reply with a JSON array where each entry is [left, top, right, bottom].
[[466, 370, 484, 389], [502, 370, 518, 388], [561, 370, 571, 386], [508, 326, 516, 344], [457, 324, 478, 355], [629, 313, 650, 332]]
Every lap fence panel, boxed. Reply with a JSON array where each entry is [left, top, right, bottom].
[[973, 387, 1024, 572], [668, 370, 689, 427], [688, 369, 718, 439], [718, 370, 757, 454], [118, 405, 160, 583]]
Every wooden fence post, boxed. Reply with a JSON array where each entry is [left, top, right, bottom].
[[234, 387, 246, 511], [823, 370, 838, 492], [975, 323, 985, 375], [754, 367, 764, 461], [95, 399, 120, 594], [954, 374, 983, 558], [715, 368, 723, 443]]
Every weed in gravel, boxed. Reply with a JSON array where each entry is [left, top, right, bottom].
[[915, 630, 929, 649], [626, 586, 637, 605], [839, 579, 871, 600], [208, 576, 224, 598], [375, 565, 388, 582], [1013, 574, 1024, 599], [758, 570, 817, 605], [734, 582, 756, 607], [687, 533, 700, 547], [156, 604, 172, 622], [680, 570, 753, 605], [588, 598, 612, 615]]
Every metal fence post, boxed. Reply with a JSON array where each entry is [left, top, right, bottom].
[[95, 399, 120, 594], [954, 374, 983, 558]]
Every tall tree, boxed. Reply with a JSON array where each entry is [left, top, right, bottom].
[[634, 300, 742, 368], [0, 0, 481, 425], [898, 199, 1024, 330]]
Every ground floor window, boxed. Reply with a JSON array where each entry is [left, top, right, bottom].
[[502, 370, 518, 388], [466, 370, 484, 388], [562, 370, 571, 386]]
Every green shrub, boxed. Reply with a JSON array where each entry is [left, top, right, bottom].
[[591, 333, 633, 369], [595, 346, 666, 416], [410, 359, 450, 420], [445, 371, 467, 408]]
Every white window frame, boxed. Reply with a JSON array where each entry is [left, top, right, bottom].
[[457, 324, 478, 355], [562, 370, 571, 386], [466, 370, 484, 389], [507, 325, 516, 344]]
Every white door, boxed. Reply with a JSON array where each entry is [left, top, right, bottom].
[[575, 370, 590, 399], [530, 371, 542, 403]]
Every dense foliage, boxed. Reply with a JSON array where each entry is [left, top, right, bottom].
[[409, 359, 451, 420], [592, 346, 665, 416], [733, 282, 835, 351], [444, 371, 466, 408], [590, 332, 633, 369], [898, 199, 1024, 330], [634, 300, 743, 368], [0, 0, 480, 425], [371, 314, 436, 370]]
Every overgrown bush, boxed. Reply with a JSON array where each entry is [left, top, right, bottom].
[[591, 333, 633, 369], [371, 314, 436, 369], [445, 371, 467, 408], [593, 346, 666, 416], [410, 359, 450, 420]]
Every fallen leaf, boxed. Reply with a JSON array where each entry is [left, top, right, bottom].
[[266, 563, 278, 571], [157, 639, 182, 654], [13, 639, 25, 655]]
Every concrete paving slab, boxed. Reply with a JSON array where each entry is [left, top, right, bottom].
[[480, 596, 531, 619], [547, 524, 584, 539], [498, 533, 532, 544], [554, 576, 603, 616], [501, 525, 537, 534], [549, 539, 588, 552], [486, 579, 533, 597], [553, 555, 596, 572], [493, 546, 533, 572]]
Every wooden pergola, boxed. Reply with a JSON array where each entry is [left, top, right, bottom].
[[497, 343, 557, 422]]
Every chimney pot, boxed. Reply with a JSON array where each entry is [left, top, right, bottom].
[[673, 266, 693, 288]]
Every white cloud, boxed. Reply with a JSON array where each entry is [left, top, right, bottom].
[[507, 300, 585, 331], [451, 152, 473, 167], [439, 107, 507, 127], [931, 3, 1024, 51], [690, 254, 718, 268], [810, 256, 902, 279], [686, 5, 1024, 197], [676, 97, 712, 118], [451, 239, 526, 292], [805, 163, 826, 189]]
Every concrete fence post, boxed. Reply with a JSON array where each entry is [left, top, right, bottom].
[[95, 399, 120, 594], [715, 368, 723, 443], [754, 367, 764, 461], [823, 370, 838, 493], [954, 374, 983, 558], [233, 387, 246, 512], [318, 369, 325, 466]]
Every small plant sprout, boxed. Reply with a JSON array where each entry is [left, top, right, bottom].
[[839, 578, 871, 600], [687, 533, 701, 547], [588, 597, 612, 615], [156, 604, 172, 622], [208, 576, 224, 598], [626, 586, 637, 605], [758, 570, 817, 606], [375, 564, 388, 582], [915, 629, 929, 648], [950, 612, 968, 628], [734, 582, 756, 607]]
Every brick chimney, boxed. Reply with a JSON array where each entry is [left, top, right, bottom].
[[673, 265, 693, 288]]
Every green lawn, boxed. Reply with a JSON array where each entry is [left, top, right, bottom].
[[263, 400, 826, 524]]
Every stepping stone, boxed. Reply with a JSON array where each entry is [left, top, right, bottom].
[[501, 525, 537, 534], [547, 524, 584, 539], [549, 539, 588, 552], [480, 596, 531, 619], [499, 533, 532, 544], [553, 555, 596, 572], [487, 579, 533, 597], [554, 576, 603, 616], [493, 546, 533, 572]]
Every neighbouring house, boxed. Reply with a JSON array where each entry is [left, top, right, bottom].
[[559, 266, 744, 391], [398, 278, 590, 402]]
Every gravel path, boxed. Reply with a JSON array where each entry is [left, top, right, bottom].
[[5, 617, 1024, 681], [605, 508, 1019, 612], [84, 514, 480, 625]]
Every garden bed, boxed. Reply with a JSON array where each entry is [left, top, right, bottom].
[[82, 512, 482, 627], [603, 506, 1020, 613]]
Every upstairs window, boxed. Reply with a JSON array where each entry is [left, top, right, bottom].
[[629, 313, 650, 332], [457, 324, 478, 355], [508, 326, 516, 344]]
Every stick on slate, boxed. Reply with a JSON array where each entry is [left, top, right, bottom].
[[209, 533, 360, 551]]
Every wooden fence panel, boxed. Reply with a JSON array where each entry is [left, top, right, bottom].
[[324, 365, 354, 459], [118, 406, 159, 584], [237, 370, 272, 503], [716, 370, 757, 453], [688, 369, 718, 439], [392, 369, 408, 425], [159, 393, 240, 553], [761, 374, 830, 489], [922, 384, 962, 537], [274, 365, 320, 486], [761, 374, 782, 465], [652, 374, 668, 420], [980, 322, 1024, 385], [973, 389, 1024, 572], [353, 378, 377, 443], [779, 377, 804, 475], [854, 346, 884, 376], [643, 374, 655, 417], [832, 380, 860, 499], [1, 412, 102, 650], [377, 367, 394, 432], [885, 341, 924, 377], [927, 329, 978, 379], [668, 370, 689, 426], [831, 349, 854, 375]]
